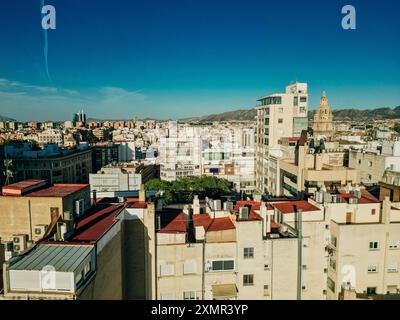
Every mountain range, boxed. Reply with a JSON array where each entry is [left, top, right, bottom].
[[180, 106, 400, 123], [0, 114, 16, 122]]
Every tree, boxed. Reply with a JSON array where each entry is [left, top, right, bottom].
[[145, 176, 235, 204], [393, 123, 400, 135]]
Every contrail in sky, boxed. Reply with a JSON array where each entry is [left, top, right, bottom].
[[41, 0, 53, 84]]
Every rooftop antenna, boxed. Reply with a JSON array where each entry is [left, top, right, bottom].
[[4, 159, 13, 186]]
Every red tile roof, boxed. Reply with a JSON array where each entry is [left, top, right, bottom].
[[233, 201, 264, 221], [72, 204, 124, 242], [158, 212, 187, 234], [271, 201, 320, 214], [336, 193, 380, 204], [126, 200, 147, 209], [193, 214, 235, 232], [2, 180, 89, 198], [1, 179, 47, 195], [28, 184, 89, 198]]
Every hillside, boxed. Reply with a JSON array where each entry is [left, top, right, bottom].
[[180, 106, 400, 123], [0, 114, 16, 122]]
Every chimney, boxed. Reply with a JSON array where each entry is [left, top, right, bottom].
[[139, 184, 146, 202], [382, 196, 391, 225], [260, 202, 268, 236], [193, 195, 200, 215], [92, 190, 97, 206]]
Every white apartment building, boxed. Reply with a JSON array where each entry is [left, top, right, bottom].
[[306, 189, 400, 299], [35, 129, 64, 146], [158, 122, 202, 181], [256, 82, 309, 194], [158, 122, 256, 193], [89, 167, 142, 192], [116, 141, 136, 162], [156, 196, 326, 300], [349, 140, 400, 184]]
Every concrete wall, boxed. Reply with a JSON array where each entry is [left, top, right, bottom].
[[79, 228, 123, 300]]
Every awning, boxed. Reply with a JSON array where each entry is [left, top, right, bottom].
[[212, 284, 238, 300]]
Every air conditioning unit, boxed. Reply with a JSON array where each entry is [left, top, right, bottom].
[[349, 197, 358, 204], [12, 234, 28, 253], [33, 225, 48, 240], [57, 222, 68, 241], [75, 199, 84, 216], [239, 207, 249, 220], [64, 211, 72, 221]]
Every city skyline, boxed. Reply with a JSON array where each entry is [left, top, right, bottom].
[[1, 0, 400, 121]]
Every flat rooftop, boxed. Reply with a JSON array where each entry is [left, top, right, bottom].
[[71, 203, 124, 242], [271, 200, 321, 214], [1, 179, 89, 197], [9, 244, 93, 272]]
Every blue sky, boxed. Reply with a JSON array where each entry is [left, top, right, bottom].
[[0, 0, 400, 121]]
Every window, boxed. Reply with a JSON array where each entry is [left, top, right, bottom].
[[368, 161, 373, 167], [368, 265, 378, 273], [387, 263, 398, 273], [278, 118, 283, 124], [294, 96, 298, 106], [183, 260, 197, 274], [369, 241, 380, 250], [371, 209, 376, 215], [211, 260, 235, 271], [183, 291, 197, 300], [278, 107, 284, 113], [366, 287, 377, 295], [160, 263, 174, 276], [389, 240, 400, 249], [329, 259, 336, 271], [243, 274, 254, 286], [244, 247, 254, 259], [160, 292, 173, 300], [327, 277, 335, 292], [358, 160, 362, 165], [331, 236, 337, 247], [84, 262, 91, 276], [300, 96, 307, 103]]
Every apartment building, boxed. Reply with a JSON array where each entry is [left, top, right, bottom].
[[35, 129, 64, 146], [255, 82, 309, 194], [0, 144, 4, 187], [116, 140, 136, 162], [159, 122, 202, 181], [279, 131, 358, 197], [92, 142, 119, 172], [0, 180, 90, 249], [380, 169, 400, 202], [89, 167, 142, 192], [159, 122, 256, 193], [307, 191, 400, 299], [349, 140, 400, 185], [5, 143, 92, 184], [156, 196, 327, 300], [1, 186, 156, 300]]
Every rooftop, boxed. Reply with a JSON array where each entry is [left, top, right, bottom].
[[233, 201, 264, 221], [271, 200, 321, 214], [193, 214, 236, 232], [71, 203, 124, 242], [336, 193, 380, 204], [158, 212, 187, 234], [1, 179, 89, 197], [9, 244, 94, 272]]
